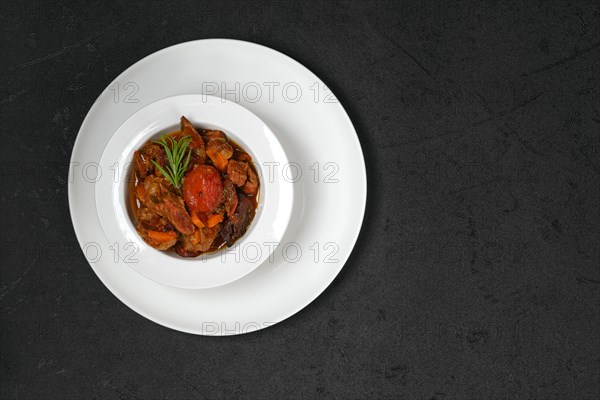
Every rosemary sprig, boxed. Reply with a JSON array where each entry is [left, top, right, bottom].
[[151, 135, 192, 188]]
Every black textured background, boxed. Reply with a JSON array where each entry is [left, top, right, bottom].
[[1, 1, 599, 399]]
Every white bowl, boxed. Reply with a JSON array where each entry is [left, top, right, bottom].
[[95, 94, 293, 289]]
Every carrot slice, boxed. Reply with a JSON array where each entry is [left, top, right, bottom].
[[190, 210, 205, 228], [147, 230, 177, 242], [207, 213, 223, 228], [191, 229, 202, 245], [136, 183, 146, 203]]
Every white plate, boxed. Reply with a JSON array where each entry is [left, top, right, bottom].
[[68, 39, 366, 335], [96, 95, 293, 289]]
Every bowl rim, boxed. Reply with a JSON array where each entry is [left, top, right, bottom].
[[95, 94, 294, 289], [121, 109, 266, 263]]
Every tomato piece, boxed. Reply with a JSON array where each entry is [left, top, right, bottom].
[[183, 165, 224, 213]]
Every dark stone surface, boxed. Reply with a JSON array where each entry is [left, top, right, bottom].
[[1, 1, 599, 398]]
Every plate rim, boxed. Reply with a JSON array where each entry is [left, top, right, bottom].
[[68, 38, 367, 335]]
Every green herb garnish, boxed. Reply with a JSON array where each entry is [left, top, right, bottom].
[[152, 135, 192, 188]]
